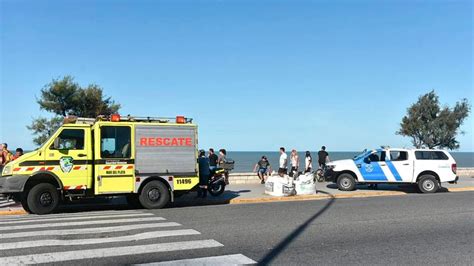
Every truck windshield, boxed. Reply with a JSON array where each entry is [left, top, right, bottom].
[[353, 150, 371, 161]]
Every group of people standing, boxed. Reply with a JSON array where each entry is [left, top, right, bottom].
[[197, 148, 227, 198], [254, 146, 330, 183], [0, 143, 24, 170]]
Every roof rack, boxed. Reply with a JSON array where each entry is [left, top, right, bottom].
[[63, 116, 96, 125], [118, 115, 193, 124], [64, 114, 193, 125]]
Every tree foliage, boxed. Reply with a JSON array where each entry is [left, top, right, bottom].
[[26, 117, 63, 147], [72, 85, 120, 117], [397, 90, 470, 149], [28, 76, 120, 146]]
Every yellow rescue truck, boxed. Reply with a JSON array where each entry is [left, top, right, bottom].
[[0, 114, 200, 214]]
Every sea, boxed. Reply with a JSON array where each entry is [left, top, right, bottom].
[[225, 151, 474, 173]]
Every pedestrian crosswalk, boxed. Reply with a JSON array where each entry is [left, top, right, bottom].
[[0, 209, 256, 265], [0, 198, 15, 208]]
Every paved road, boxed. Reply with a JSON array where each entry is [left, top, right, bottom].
[[0, 192, 472, 265]]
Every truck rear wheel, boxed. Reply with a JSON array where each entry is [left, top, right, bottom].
[[337, 173, 356, 191], [139, 180, 170, 209], [26, 183, 60, 215], [418, 175, 439, 193]]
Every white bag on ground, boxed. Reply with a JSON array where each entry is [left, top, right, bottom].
[[265, 175, 295, 197], [294, 173, 317, 195]]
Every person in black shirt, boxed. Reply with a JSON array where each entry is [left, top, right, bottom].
[[208, 148, 218, 172], [253, 156, 271, 184], [197, 150, 210, 198], [318, 146, 329, 167]]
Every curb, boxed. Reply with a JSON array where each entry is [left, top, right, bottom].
[[0, 209, 27, 216]]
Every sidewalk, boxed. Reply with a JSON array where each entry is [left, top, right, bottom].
[[1, 176, 473, 215], [173, 175, 474, 206]]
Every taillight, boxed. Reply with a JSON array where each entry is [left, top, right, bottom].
[[451, 163, 457, 174]]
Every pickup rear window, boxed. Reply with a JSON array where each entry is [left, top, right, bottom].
[[415, 151, 449, 160]]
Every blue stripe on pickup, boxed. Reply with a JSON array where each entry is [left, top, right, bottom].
[[385, 161, 403, 181]]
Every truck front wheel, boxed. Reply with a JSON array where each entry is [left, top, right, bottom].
[[337, 173, 356, 191], [26, 183, 60, 215], [20, 199, 31, 213], [418, 175, 439, 193], [139, 180, 170, 209]]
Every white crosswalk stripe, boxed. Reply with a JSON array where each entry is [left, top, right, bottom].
[[138, 254, 258, 265], [0, 210, 255, 265], [0, 210, 150, 221], [0, 216, 165, 230], [0, 240, 224, 265], [0, 229, 201, 250], [0, 212, 154, 225], [0, 222, 182, 239]]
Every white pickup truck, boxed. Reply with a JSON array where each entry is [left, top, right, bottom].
[[325, 148, 458, 193]]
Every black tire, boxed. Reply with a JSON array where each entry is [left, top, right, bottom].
[[20, 199, 31, 214], [208, 181, 226, 196], [337, 173, 356, 191], [139, 180, 170, 209], [418, 175, 439, 193], [26, 183, 60, 215], [126, 194, 143, 209]]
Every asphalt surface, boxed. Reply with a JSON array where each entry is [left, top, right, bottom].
[[0, 192, 472, 265]]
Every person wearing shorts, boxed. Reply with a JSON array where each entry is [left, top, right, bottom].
[[254, 156, 271, 184]]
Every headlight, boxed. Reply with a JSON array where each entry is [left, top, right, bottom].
[[326, 165, 336, 170], [2, 165, 12, 176]]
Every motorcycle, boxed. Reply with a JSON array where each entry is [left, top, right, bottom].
[[208, 159, 234, 196], [208, 168, 229, 196], [315, 164, 328, 183]]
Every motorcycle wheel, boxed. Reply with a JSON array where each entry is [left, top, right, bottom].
[[208, 181, 226, 196], [315, 169, 325, 182]]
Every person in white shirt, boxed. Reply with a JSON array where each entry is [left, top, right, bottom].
[[304, 151, 313, 173], [278, 147, 288, 176]]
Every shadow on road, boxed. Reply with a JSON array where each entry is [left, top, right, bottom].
[[49, 189, 251, 213], [258, 191, 336, 265]]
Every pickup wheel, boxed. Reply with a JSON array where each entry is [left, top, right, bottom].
[[418, 175, 439, 193], [139, 180, 170, 209], [337, 173, 356, 191], [26, 183, 60, 215]]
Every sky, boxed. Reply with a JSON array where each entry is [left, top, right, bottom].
[[1, 0, 473, 152]]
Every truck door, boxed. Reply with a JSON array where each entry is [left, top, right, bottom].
[[359, 150, 387, 182], [94, 125, 135, 194], [387, 150, 413, 182], [47, 127, 93, 189]]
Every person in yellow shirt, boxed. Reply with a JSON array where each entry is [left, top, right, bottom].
[[1, 143, 13, 166]]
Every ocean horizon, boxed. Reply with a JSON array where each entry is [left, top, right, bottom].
[[224, 151, 474, 173]]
